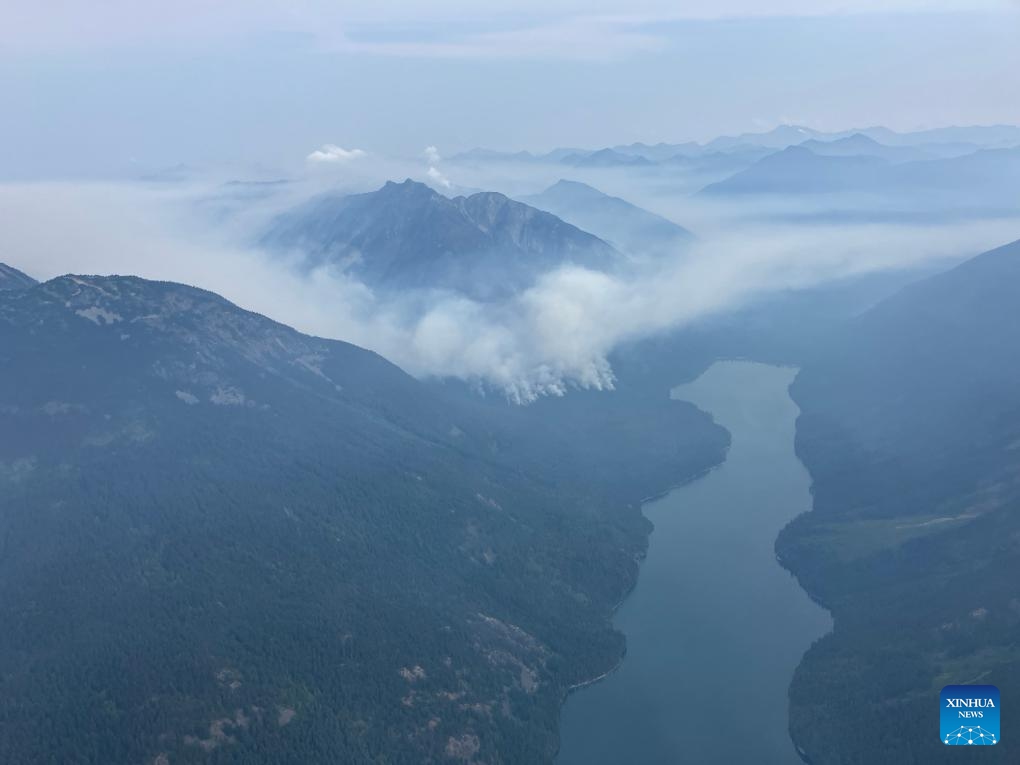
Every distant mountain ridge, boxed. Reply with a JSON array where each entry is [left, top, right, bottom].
[[450, 124, 1020, 168], [798, 134, 931, 163], [263, 179, 620, 299], [520, 180, 694, 257], [701, 144, 1020, 198], [560, 149, 654, 168], [700, 145, 890, 194]]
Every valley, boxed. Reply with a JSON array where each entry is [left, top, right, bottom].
[[558, 362, 831, 765], [3, 78, 1020, 764]]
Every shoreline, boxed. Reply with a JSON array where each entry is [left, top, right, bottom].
[[553, 361, 831, 765], [553, 437, 730, 765], [551, 452, 727, 761]]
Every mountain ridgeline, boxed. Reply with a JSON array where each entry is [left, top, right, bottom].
[[701, 144, 1020, 199], [453, 124, 1020, 170], [0, 268, 726, 764], [778, 239, 1020, 763], [520, 180, 694, 258], [262, 179, 620, 300]]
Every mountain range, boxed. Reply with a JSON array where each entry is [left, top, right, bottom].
[[559, 149, 654, 169], [450, 124, 1020, 172], [798, 133, 931, 163], [701, 144, 1020, 200], [262, 179, 620, 300], [0, 266, 726, 764], [698, 123, 1020, 155]]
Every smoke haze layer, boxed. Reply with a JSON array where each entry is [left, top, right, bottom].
[[2, 177, 1018, 401]]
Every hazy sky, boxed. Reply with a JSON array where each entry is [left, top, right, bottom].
[[3, 1, 1020, 177]]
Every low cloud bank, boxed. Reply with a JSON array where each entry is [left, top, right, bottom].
[[2, 181, 1017, 402]]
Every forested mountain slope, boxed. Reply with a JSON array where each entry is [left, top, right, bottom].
[[0, 272, 725, 764], [779, 239, 1020, 764]]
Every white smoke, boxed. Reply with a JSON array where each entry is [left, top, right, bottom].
[[1, 180, 1017, 403], [424, 146, 452, 189]]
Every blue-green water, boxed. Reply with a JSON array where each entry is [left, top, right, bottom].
[[557, 361, 832, 764]]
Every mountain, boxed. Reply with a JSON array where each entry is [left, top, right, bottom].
[[702, 125, 845, 152], [860, 124, 1020, 149], [891, 146, 1020, 194], [262, 179, 620, 300], [447, 126, 1020, 169], [609, 141, 702, 161], [520, 180, 694, 257], [799, 133, 932, 163], [655, 147, 776, 191], [0, 273, 726, 764], [701, 145, 889, 195], [449, 148, 540, 163], [702, 144, 1020, 202], [702, 124, 1020, 155], [560, 149, 654, 168], [0, 263, 37, 291], [778, 239, 1020, 763]]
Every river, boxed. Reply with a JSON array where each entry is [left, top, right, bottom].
[[557, 361, 832, 764]]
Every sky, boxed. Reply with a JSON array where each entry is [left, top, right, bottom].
[[3, 1, 1020, 178]]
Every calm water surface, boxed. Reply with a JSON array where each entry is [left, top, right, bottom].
[[557, 361, 831, 765]]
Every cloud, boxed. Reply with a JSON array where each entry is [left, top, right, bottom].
[[3, 2, 1010, 56], [306, 144, 367, 163], [334, 15, 667, 61]]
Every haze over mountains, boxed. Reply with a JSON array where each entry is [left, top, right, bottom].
[[797, 134, 931, 163], [519, 180, 694, 258], [560, 149, 654, 169], [4, 116, 1020, 765], [446, 123, 1020, 225], [452, 123, 1020, 169], [702, 143, 1020, 199], [7, 0, 1020, 763]]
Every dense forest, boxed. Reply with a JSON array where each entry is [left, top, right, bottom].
[[778, 240, 1020, 763], [0, 272, 726, 764]]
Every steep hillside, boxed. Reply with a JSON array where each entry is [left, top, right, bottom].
[[779, 239, 1020, 764], [0, 273, 725, 765]]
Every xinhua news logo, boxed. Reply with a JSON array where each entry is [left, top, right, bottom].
[[941, 685, 999, 746]]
